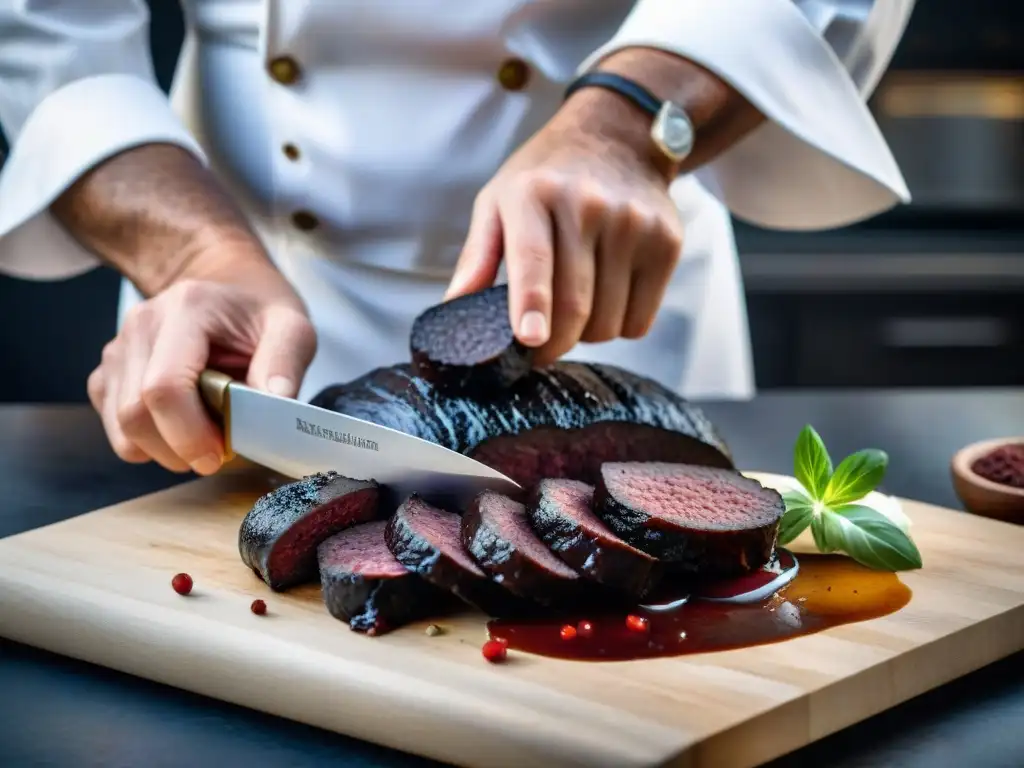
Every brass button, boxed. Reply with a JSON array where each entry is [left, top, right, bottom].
[[282, 143, 300, 161], [291, 210, 319, 231], [497, 58, 530, 91], [268, 55, 302, 85]]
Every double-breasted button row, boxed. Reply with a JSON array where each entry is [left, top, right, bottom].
[[270, 53, 530, 92], [269, 53, 529, 232], [266, 63, 306, 227]]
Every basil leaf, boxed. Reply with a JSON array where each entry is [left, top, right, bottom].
[[793, 425, 832, 500], [778, 490, 815, 545], [782, 489, 812, 509], [810, 508, 845, 554], [832, 503, 923, 571], [824, 449, 889, 506]]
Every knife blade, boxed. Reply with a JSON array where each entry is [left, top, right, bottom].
[[198, 370, 521, 507]]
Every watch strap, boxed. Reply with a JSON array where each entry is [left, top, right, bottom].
[[563, 71, 662, 117]]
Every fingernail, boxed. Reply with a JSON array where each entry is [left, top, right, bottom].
[[267, 376, 295, 397], [519, 310, 549, 346], [192, 452, 222, 476]]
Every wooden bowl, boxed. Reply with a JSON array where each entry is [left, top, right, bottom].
[[951, 437, 1024, 524]]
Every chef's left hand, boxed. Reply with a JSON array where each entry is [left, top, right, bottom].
[[445, 88, 683, 366]]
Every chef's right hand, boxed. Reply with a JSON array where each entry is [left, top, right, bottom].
[[87, 273, 317, 476]]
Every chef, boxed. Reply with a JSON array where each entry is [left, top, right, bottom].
[[0, 1, 912, 478]]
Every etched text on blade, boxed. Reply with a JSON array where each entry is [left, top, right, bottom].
[[294, 416, 380, 453], [228, 385, 519, 486]]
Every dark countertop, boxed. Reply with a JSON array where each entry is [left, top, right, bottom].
[[2, 393, 1023, 768]]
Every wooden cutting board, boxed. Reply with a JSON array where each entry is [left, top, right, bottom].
[[1, 464, 1022, 768]]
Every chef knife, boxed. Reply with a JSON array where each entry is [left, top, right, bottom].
[[197, 370, 521, 507]]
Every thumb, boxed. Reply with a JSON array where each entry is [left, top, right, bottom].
[[246, 305, 318, 398], [445, 202, 503, 300]]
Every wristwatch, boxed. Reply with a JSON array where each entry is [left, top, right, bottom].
[[564, 71, 695, 173]]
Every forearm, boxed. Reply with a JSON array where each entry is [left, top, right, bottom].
[[562, 47, 766, 181], [49, 143, 275, 296]]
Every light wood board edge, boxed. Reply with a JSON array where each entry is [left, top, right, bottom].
[[0, 561, 672, 768], [2, 470, 1024, 767]]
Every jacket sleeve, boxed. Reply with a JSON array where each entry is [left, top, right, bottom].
[[0, 0, 207, 280], [578, 0, 915, 231]]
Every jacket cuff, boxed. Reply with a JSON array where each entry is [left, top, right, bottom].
[[0, 73, 207, 280], [578, 0, 911, 231]]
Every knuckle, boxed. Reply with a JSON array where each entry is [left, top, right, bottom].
[[471, 188, 494, 215], [116, 397, 151, 437], [123, 301, 156, 331], [86, 367, 105, 403], [269, 304, 319, 345], [519, 283, 552, 313], [109, 435, 147, 464], [655, 243, 682, 273], [282, 304, 315, 331], [294, 317, 319, 357], [167, 278, 212, 308], [663, 247, 682, 272], [274, 307, 320, 362], [100, 341, 120, 367], [659, 220, 685, 257], [140, 375, 190, 411], [576, 185, 608, 222], [557, 292, 591, 325], [290, 310, 316, 336], [629, 204, 658, 233], [523, 172, 563, 202]]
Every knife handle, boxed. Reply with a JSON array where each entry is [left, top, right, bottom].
[[198, 369, 232, 426]]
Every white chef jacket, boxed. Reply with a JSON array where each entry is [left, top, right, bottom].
[[0, 0, 912, 402]]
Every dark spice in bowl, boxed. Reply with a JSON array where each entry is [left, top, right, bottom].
[[971, 443, 1024, 489]]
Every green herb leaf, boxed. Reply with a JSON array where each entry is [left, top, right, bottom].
[[793, 425, 832, 500], [778, 490, 815, 545], [810, 508, 845, 554], [823, 449, 889, 507], [832, 503, 923, 571]]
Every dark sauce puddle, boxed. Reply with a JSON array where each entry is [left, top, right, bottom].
[[487, 551, 912, 662]]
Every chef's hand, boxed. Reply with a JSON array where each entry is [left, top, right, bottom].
[[445, 87, 683, 366], [86, 254, 317, 477], [49, 144, 317, 475]]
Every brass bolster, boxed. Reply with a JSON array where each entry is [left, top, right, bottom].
[[198, 369, 234, 460], [198, 370, 232, 417]]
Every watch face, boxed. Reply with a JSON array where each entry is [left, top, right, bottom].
[[653, 101, 694, 161]]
